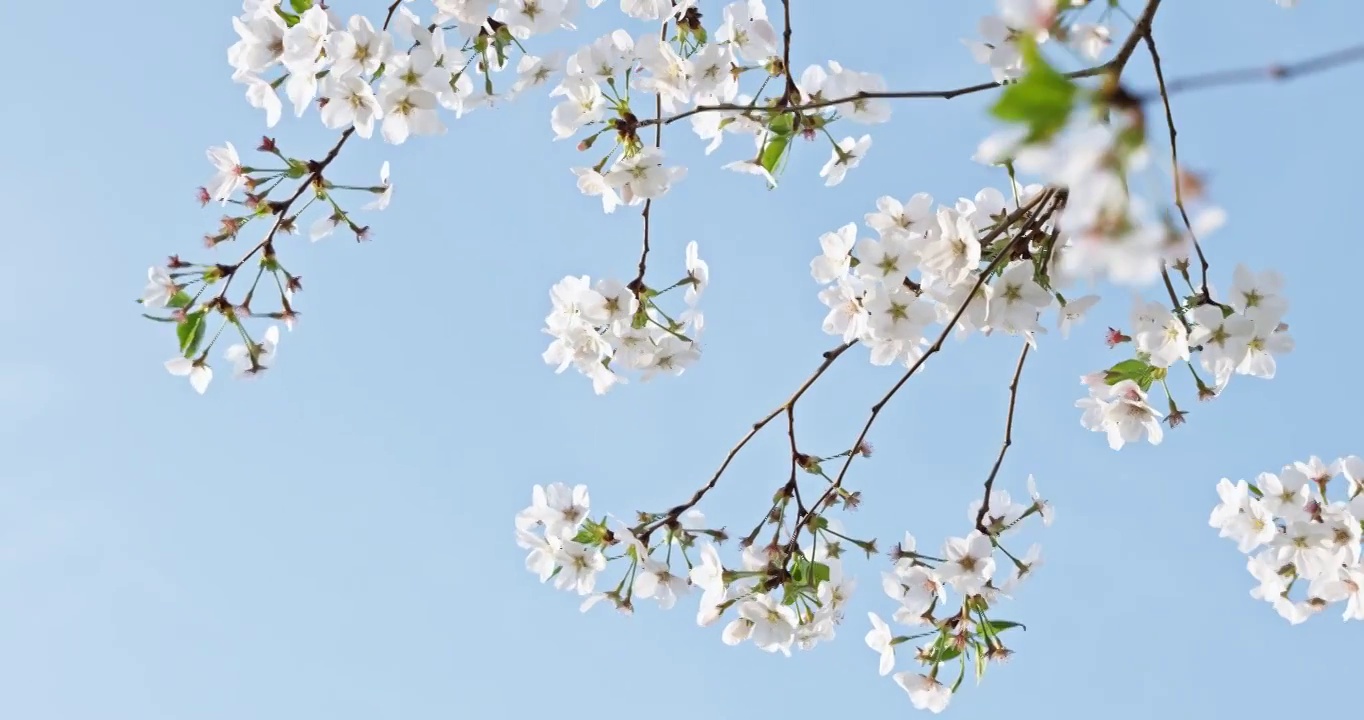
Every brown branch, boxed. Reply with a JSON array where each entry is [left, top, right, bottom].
[[1142, 28, 1213, 306], [645, 66, 1110, 127], [648, 0, 1164, 129], [787, 191, 1058, 543], [784, 404, 807, 516], [217, 127, 356, 299], [1143, 42, 1364, 100], [629, 21, 671, 293], [215, 2, 407, 300], [1111, 0, 1162, 73], [973, 342, 1030, 534], [780, 0, 796, 101], [381, 0, 404, 29], [637, 340, 856, 539]]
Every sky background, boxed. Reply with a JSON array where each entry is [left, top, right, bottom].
[[1, 1, 1361, 718]]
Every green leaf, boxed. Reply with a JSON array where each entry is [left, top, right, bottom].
[[759, 133, 790, 176], [177, 311, 207, 358], [289, 0, 313, 13], [922, 634, 963, 663], [1104, 358, 1155, 390], [768, 112, 795, 136], [811, 561, 831, 585], [981, 619, 1026, 635], [989, 38, 1077, 143], [274, 7, 301, 26], [167, 291, 193, 309], [951, 656, 967, 692]]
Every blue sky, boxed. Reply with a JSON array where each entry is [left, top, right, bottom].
[[1, 1, 1361, 717]]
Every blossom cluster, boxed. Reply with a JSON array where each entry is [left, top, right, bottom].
[[229, 0, 582, 138], [516, 473, 1052, 714], [143, 0, 1341, 712], [868, 476, 1051, 713], [542, 241, 707, 394], [514, 481, 859, 653], [1210, 456, 1364, 623], [1077, 265, 1293, 450], [810, 185, 1070, 370], [558, 0, 893, 212]]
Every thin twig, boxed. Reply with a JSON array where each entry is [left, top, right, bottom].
[[1144, 42, 1364, 100], [779, 0, 796, 102], [637, 340, 855, 539], [630, 21, 671, 292], [1142, 29, 1213, 304], [1111, 0, 1163, 73], [217, 1, 407, 299], [973, 342, 1030, 534], [645, 66, 1111, 127], [788, 191, 1057, 543]]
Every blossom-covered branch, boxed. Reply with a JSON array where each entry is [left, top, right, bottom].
[[146, 0, 1363, 715]]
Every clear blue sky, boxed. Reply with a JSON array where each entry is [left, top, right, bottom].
[[1, 1, 1360, 717]]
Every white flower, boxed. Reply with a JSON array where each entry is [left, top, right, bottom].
[[206, 142, 245, 205], [819, 135, 872, 187], [224, 325, 281, 377], [864, 612, 896, 676], [738, 594, 798, 654], [893, 672, 952, 713], [811, 223, 857, 284], [940, 531, 996, 595], [165, 357, 213, 395]]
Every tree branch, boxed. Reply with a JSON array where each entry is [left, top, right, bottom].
[[1143, 28, 1213, 304], [1142, 42, 1364, 100], [637, 340, 856, 539], [974, 342, 1030, 534], [787, 190, 1059, 543]]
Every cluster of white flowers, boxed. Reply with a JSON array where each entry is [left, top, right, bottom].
[[1076, 264, 1293, 450], [515, 482, 861, 654], [965, 1, 1111, 83], [810, 186, 1088, 368], [868, 477, 1050, 713], [229, 0, 582, 137], [556, 0, 892, 203], [1211, 456, 1364, 623], [515, 474, 1052, 714], [146, 0, 1351, 711], [542, 241, 706, 394]]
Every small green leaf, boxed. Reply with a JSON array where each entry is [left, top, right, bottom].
[[759, 133, 791, 175], [177, 311, 207, 358], [989, 38, 1077, 143], [289, 0, 313, 13], [768, 112, 795, 136], [811, 561, 831, 585], [167, 291, 193, 309], [981, 619, 1026, 634], [923, 634, 963, 663], [1104, 358, 1154, 388], [274, 7, 301, 26]]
